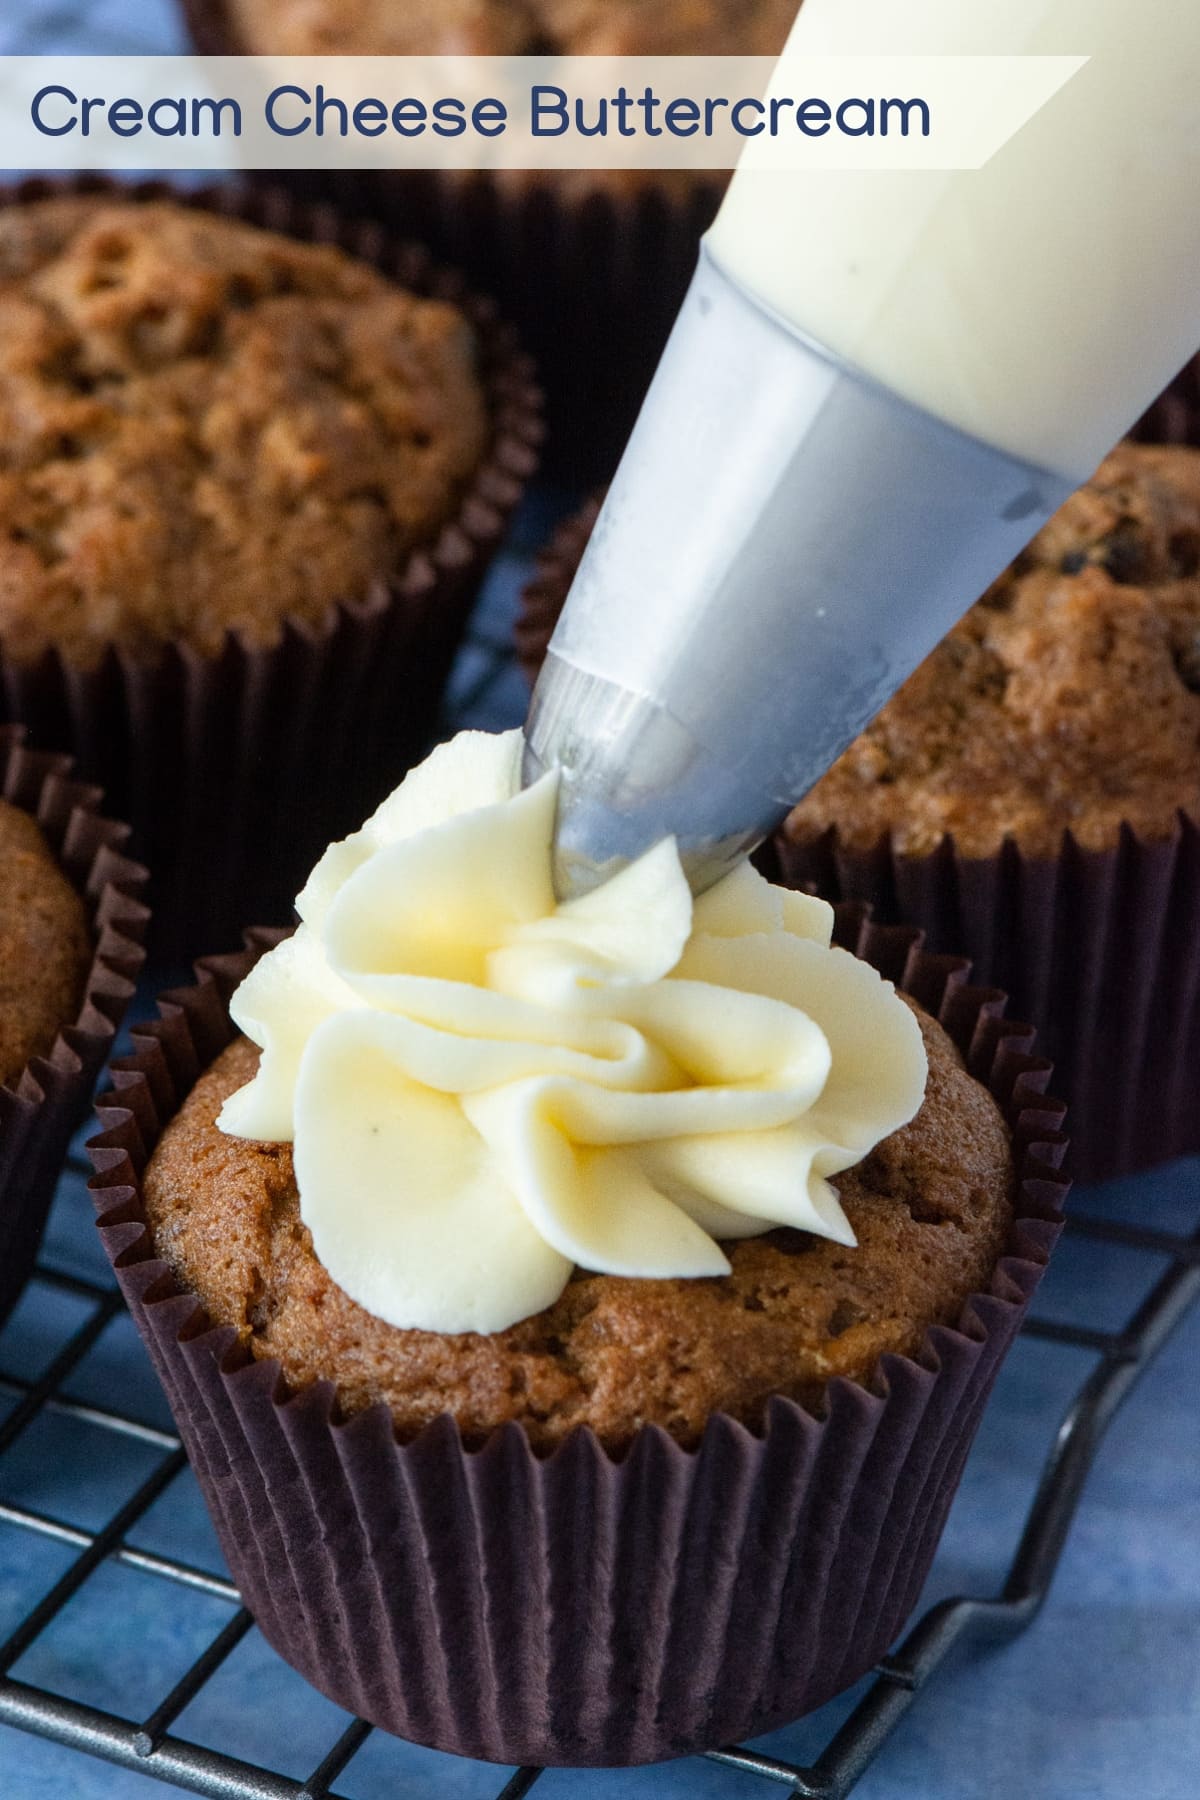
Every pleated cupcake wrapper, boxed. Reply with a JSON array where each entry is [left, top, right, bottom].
[[0, 176, 542, 961], [518, 491, 1200, 1185], [88, 915, 1066, 1766], [0, 725, 148, 1325], [176, 0, 718, 485]]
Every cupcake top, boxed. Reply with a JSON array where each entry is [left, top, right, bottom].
[[0, 196, 489, 667], [226, 0, 794, 57], [144, 1005, 1011, 1451], [787, 442, 1200, 858], [214, 729, 928, 1336], [137, 728, 1018, 1453], [0, 799, 90, 1084]]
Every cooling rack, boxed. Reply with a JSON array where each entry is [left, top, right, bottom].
[[0, 557, 1197, 1798]]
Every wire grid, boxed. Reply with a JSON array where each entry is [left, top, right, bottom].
[[0, 599, 1197, 1798]]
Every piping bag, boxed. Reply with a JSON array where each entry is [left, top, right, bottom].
[[523, 0, 1200, 897]]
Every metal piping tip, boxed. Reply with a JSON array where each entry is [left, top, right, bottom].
[[525, 245, 1071, 901], [522, 659, 779, 899]]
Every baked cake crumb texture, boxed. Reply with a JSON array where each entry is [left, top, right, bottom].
[[0, 198, 488, 666]]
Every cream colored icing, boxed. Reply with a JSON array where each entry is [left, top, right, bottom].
[[218, 730, 928, 1335]]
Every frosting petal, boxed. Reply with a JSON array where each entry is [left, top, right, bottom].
[[674, 932, 926, 1162], [294, 1009, 571, 1335], [464, 1085, 732, 1279], [218, 926, 360, 1141], [325, 775, 558, 985], [504, 837, 693, 986], [221, 729, 928, 1335], [638, 1130, 855, 1243], [296, 729, 525, 930]]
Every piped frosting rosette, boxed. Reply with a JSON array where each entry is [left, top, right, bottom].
[[219, 730, 927, 1335]]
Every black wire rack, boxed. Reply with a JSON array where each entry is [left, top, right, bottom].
[[0, 598, 1197, 1798]]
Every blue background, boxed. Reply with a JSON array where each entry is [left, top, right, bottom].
[[0, 4, 1197, 1795]]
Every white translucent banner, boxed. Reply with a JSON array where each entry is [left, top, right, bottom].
[[0, 55, 1087, 172]]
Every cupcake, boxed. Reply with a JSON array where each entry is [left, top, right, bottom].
[[0, 178, 541, 955], [0, 723, 147, 1325], [177, 0, 796, 480], [91, 728, 1066, 1765], [517, 444, 1200, 1181]]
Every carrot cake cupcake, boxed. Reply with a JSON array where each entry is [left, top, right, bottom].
[[93, 727, 1065, 1762]]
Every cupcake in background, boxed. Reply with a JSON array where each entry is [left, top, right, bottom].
[[515, 442, 1200, 1182], [176, 0, 798, 481], [0, 724, 147, 1326], [0, 179, 541, 956], [91, 727, 1066, 1765]]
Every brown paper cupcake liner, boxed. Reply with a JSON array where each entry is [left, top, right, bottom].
[[0, 175, 542, 960], [88, 915, 1066, 1766], [176, 0, 718, 484], [0, 725, 148, 1326], [518, 489, 1200, 1184]]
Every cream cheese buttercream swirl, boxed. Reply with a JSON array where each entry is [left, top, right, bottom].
[[219, 729, 928, 1335]]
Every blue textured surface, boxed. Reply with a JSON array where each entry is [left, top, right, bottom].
[[1, 4, 1199, 1793]]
